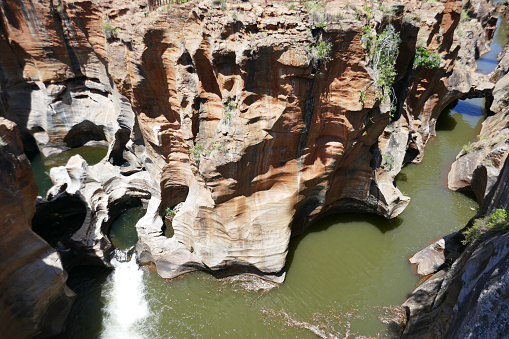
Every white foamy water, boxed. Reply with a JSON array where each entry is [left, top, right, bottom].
[[101, 252, 150, 339]]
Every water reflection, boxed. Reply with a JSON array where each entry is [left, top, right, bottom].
[[477, 16, 509, 74]]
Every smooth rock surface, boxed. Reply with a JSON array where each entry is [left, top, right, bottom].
[[409, 238, 446, 276], [45, 153, 153, 267], [0, 0, 501, 281]]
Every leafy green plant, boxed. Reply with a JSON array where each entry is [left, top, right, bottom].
[[462, 208, 509, 245], [190, 143, 204, 162], [165, 207, 176, 220], [204, 141, 226, 156], [101, 20, 119, 39], [461, 9, 472, 23], [308, 40, 333, 68], [315, 21, 327, 28], [462, 141, 474, 154], [370, 25, 400, 108], [223, 99, 235, 124], [383, 153, 395, 171], [360, 89, 367, 107], [414, 47, 441, 69], [460, 140, 484, 155]]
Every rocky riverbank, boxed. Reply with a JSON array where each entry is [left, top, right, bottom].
[[0, 0, 507, 336]]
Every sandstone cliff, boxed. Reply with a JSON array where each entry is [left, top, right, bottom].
[[0, 117, 74, 338], [0, 0, 499, 282]]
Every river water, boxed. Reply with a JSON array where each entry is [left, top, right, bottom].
[[44, 101, 481, 338], [36, 18, 507, 339], [43, 101, 481, 338]]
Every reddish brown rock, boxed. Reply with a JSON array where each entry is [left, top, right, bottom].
[[0, 0, 500, 282], [0, 117, 74, 338]]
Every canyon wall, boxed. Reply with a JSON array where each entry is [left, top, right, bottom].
[[400, 4, 509, 333], [0, 0, 505, 335], [0, 0, 499, 282], [402, 154, 509, 339], [0, 117, 74, 338]]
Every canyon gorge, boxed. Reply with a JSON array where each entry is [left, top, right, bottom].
[[0, 0, 508, 337]]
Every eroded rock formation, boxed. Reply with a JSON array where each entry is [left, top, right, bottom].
[[0, 0, 501, 282], [42, 152, 152, 267], [1, 0, 508, 335], [0, 117, 74, 338], [448, 40, 509, 206]]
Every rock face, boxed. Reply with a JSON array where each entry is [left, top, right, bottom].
[[0, 117, 74, 338], [132, 0, 498, 280], [0, 0, 135, 157], [402, 156, 509, 338], [0, 0, 500, 282], [448, 37, 509, 207]]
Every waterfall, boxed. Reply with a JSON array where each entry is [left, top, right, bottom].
[[101, 249, 150, 339]]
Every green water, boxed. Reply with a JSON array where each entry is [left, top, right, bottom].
[[39, 101, 483, 338], [29, 146, 108, 196], [109, 207, 145, 251], [124, 102, 481, 338]]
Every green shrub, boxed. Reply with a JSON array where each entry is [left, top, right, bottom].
[[204, 141, 226, 156], [309, 40, 332, 67], [315, 21, 327, 28], [223, 99, 235, 124], [359, 89, 367, 107], [372, 25, 400, 102], [383, 153, 395, 171], [165, 207, 176, 220], [460, 9, 472, 23], [414, 47, 441, 69], [101, 20, 119, 39], [190, 143, 204, 162], [462, 208, 509, 245]]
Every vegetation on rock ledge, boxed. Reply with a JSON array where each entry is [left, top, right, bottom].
[[462, 208, 509, 245], [414, 47, 441, 69]]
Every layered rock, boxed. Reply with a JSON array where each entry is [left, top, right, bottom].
[[0, 0, 501, 282], [0, 117, 74, 338], [448, 38, 509, 207], [133, 0, 499, 280], [0, 0, 135, 157]]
